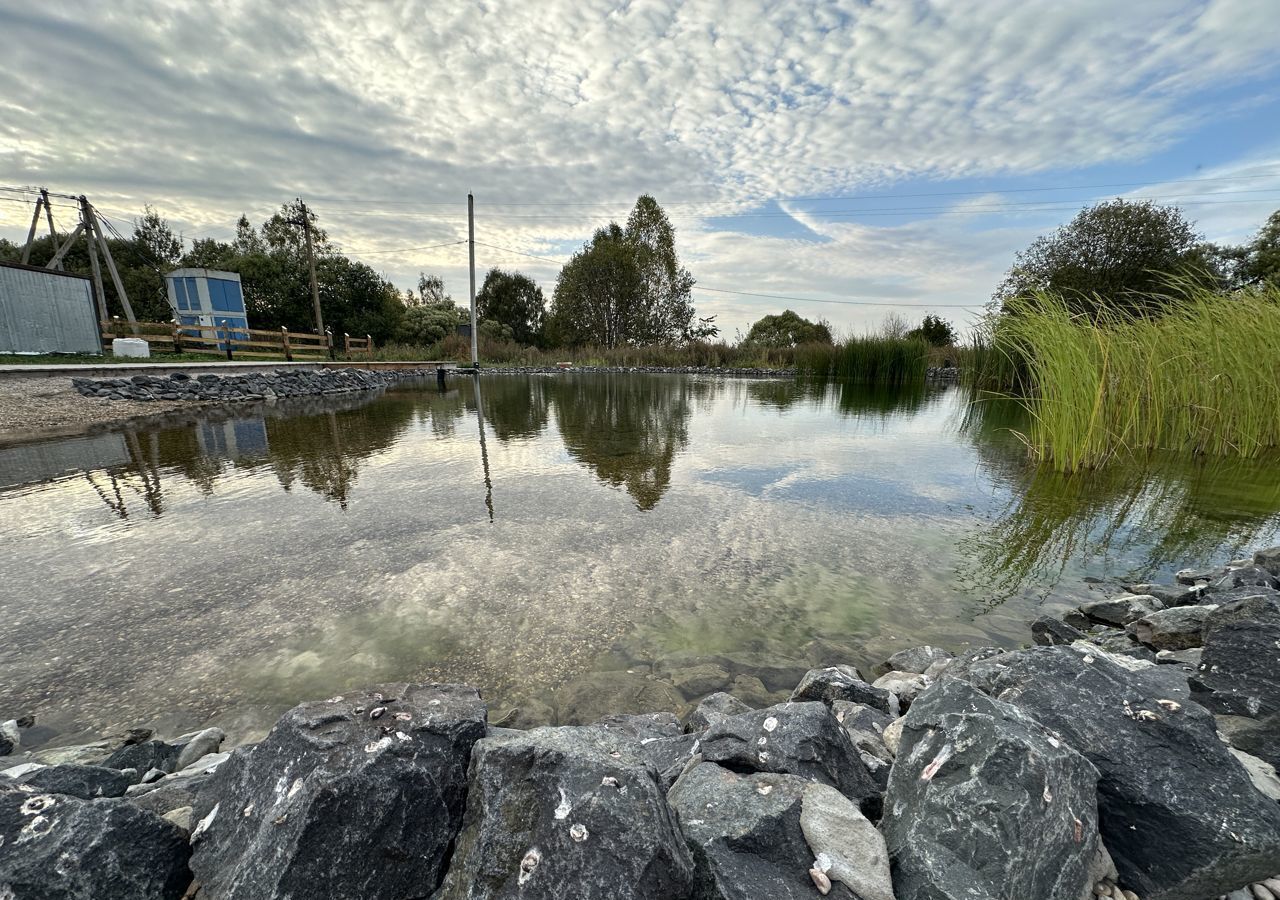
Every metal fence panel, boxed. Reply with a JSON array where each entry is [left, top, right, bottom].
[[0, 263, 102, 354]]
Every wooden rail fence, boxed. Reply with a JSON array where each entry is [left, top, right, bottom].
[[101, 318, 374, 361]]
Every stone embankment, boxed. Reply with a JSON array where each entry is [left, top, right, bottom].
[[69, 367, 443, 403], [3, 547, 1278, 899]]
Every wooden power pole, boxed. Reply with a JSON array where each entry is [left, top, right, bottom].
[[298, 199, 324, 335], [468, 192, 477, 367]]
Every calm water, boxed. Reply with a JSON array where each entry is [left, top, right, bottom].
[[3, 374, 1279, 746]]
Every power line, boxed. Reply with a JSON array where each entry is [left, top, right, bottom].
[[356, 239, 466, 256]]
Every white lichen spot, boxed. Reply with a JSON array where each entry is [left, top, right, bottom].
[[554, 788, 572, 820], [394, 712, 412, 722], [326, 696, 344, 703], [601, 777, 619, 788], [1043, 782, 1052, 803], [428, 699, 441, 706], [287, 779, 303, 799], [1156, 699, 1181, 713], [570, 823, 589, 842], [757, 751, 770, 764], [395, 731, 412, 743], [364, 736, 393, 754], [192, 803, 219, 841], [757, 736, 768, 747], [21, 815, 52, 838], [756, 784, 772, 796], [518, 848, 541, 885], [242, 803, 255, 817], [19, 796, 55, 816], [1082, 655, 1095, 665], [762, 716, 779, 733]]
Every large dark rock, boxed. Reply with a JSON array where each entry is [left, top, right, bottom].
[[1206, 564, 1280, 593], [190, 683, 486, 900], [7, 763, 132, 799], [0, 784, 192, 898], [878, 645, 953, 676], [102, 739, 181, 779], [1252, 544, 1280, 576], [965, 645, 1280, 900], [434, 725, 695, 900], [1125, 582, 1205, 607], [685, 691, 752, 732], [1031, 615, 1086, 646], [594, 713, 698, 789], [698, 701, 881, 816], [1190, 593, 1280, 769], [790, 665, 899, 716], [668, 763, 838, 900], [880, 679, 1101, 900]]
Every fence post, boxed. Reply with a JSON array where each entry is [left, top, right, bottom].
[[281, 326, 292, 362], [112, 315, 123, 339], [366, 334, 373, 358], [171, 319, 184, 354], [326, 327, 335, 361], [222, 320, 233, 361], [344, 332, 351, 356]]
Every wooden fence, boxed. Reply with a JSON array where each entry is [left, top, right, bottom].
[[101, 318, 374, 361]]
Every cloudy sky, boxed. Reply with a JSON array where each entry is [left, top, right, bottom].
[[2, 0, 1279, 337]]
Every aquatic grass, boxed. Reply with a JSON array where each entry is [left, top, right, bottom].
[[986, 285, 1280, 470], [794, 335, 930, 385]]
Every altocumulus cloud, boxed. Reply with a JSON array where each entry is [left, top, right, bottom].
[[1, 0, 1278, 335]]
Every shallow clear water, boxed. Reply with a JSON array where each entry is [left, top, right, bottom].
[[3, 374, 1279, 745]]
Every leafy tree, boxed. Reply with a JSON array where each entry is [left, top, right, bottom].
[[476, 268, 545, 345], [994, 200, 1219, 317], [397, 305, 460, 346], [548, 196, 699, 347], [134, 205, 182, 266], [478, 318, 515, 342], [742, 310, 834, 347], [1222, 209, 1280, 289], [906, 314, 956, 347]]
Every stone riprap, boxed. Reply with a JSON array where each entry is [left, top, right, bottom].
[[4, 547, 1280, 899], [70, 367, 442, 403]]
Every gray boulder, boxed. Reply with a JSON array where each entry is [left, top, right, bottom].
[[871, 670, 930, 708], [594, 712, 699, 790], [1252, 544, 1280, 576], [7, 763, 132, 799], [790, 665, 900, 716], [1207, 564, 1280, 593], [1190, 594, 1280, 769], [172, 727, 224, 771], [698, 701, 882, 816], [971, 645, 1280, 900], [1125, 604, 1217, 650], [881, 678, 1100, 900], [879, 645, 953, 676], [190, 683, 486, 900], [1126, 582, 1204, 607], [1031, 615, 1087, 646], [1085, 629, 1157, 662], [0, 785, 192, 898], [1176, 565, 1223, 585], [434, 725, 695, 900], [831, 701, 894, 790], [685, 691, 753, 732], [669, 762, 851, 900], [1079, 594, 1163, 626], [799, 782, 895, 900], [102, 739, 181, 780]]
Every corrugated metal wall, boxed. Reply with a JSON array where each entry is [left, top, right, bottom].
[[0, 263, 102, 354]]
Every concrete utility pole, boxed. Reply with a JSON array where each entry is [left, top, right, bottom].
[[468, 192, 478, 367], [299, 199, 324, 335]]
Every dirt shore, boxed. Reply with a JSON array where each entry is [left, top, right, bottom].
[[0, 375, 190, 443]]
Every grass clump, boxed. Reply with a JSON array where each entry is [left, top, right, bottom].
[[794, 335, 930, 385], [978, 284, 1280, 471]]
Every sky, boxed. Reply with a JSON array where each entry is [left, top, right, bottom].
[[2, 0, 1279, 339]]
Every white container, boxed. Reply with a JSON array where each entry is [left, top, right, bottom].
[[112, 337, 151, 358]]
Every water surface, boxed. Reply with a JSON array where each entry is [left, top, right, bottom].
[[2, 374, 1278, 744]]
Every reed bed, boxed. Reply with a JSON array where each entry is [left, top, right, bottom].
[[980, 286, 1280, 471], [794, 335, 930, 385]]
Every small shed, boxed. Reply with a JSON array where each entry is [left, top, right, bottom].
[[0, 261, 102, 355], [165, 268, 249, 339]]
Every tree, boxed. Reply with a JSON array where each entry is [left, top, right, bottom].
[[742, 310, 834, 348], [476, 268, 545, 345], [906, 314, 956, 347], [1225, 209, 1280, 289], [397, 305, 460, 346], [548, 196, 699, 347], [478, 319, 515, 342], [995, 200, 1219, 317], [133, 205, 182, 266]]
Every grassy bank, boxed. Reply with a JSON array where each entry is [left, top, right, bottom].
[[794, 335, 932, 385], [971, 286, 1280, 471]]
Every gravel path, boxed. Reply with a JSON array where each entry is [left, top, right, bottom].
[[0, 375, 190, 441]]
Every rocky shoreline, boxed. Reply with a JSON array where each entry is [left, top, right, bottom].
[[68, 367, 443, 403], [3, 547, 1278, 899]]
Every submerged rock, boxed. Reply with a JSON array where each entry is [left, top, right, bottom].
[[0, 785, 192, 898], [698, 701, 882, 816], [552, 671, 685, 725], [435, 725, 695, 900], [790, 665, 899, 716], [879, 645, 953, 676], [968, 644, 1280, 900], [1031, 615, 1087, 646], [190, 683, 486, 900], [881, 678, 1100, 900], [1079, 594, 1164, 627]]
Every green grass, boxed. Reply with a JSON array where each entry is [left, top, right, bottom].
[[794, 335, 930, 385], [977, 285, 1280, 471]]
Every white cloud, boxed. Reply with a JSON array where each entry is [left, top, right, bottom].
[[1, 0, 1277, 336]]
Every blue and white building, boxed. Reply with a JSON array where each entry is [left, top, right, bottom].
[[164, 269, 249, 338]]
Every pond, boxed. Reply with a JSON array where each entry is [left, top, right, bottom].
[[3, 373, 1279, 746]]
